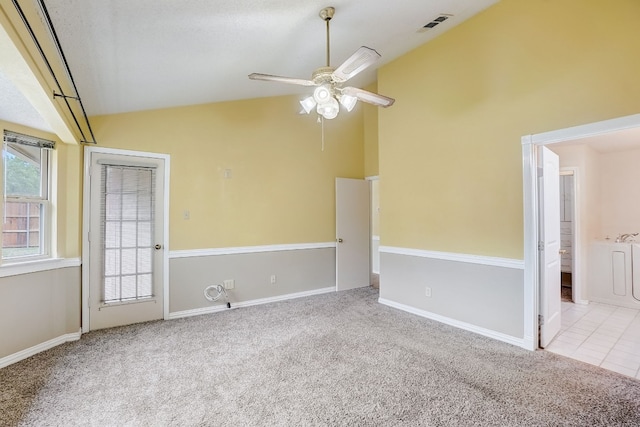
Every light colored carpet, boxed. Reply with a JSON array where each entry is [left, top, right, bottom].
[[1, 287, 640, 426]]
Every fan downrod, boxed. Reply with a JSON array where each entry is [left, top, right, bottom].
[[319, 7, 335, 67]]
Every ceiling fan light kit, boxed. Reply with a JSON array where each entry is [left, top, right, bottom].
[[249, 6, 395, 121], [314, 85, 332, 104], [338, 93, 357, 112]]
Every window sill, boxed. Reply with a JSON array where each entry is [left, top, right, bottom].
[[0, 257, 81, 278]]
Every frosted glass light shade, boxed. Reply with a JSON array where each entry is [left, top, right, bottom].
[[313, 85, 332, 104], [300, 96, 316, 114], [339, 94, 357, 112], [317, 97, 339, 119]]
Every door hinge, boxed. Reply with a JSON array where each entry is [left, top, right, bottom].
[[537, 167, 543, 178], [538, 241, 544, 251], [538, 314, 544, 326]]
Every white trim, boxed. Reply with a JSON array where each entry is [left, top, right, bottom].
[[365, 175, 379, 181], [0, 257, 80, 278], [169, 286, 335, 319], [162, 156, 171, 322], [0, 329, 81, 369], [82, 147, 171, 334], [379, 298, 528, 349], [372, 235, 380, 241], [50, 146, 59, 260], [81, 147, 91, 333], [379, 246, 524, 270], [169, 242, 336, 259], [521, 136, 538, 351], [83, 146, 172, 160], [521, 113, 640, 352], [530, 113, 640, 146]]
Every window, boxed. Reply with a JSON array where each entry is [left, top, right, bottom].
[[2, 131, 54, 261]]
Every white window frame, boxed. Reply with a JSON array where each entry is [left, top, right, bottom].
[[1, 131, 54, 263]]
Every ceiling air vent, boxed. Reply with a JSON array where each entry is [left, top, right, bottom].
[[418, 14, 453, 32]]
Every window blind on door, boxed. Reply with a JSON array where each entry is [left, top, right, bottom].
[[100, 164, 155, 304]]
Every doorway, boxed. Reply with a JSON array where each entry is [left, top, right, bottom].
[[522, 113, 640, 351], [335, 177, 370, 291], [368, 176, 380, 289], [82, 147, 170, 332], [559, 170, 575, 303]]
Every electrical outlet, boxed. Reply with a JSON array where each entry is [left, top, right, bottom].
[[270, 275, 277, 284], [183, 210, 190, 220], [425, 287, 432, 297], [223, 279, 235, 290]]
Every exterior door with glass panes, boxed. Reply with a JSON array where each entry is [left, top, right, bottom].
[[88, 152, 165, 330]]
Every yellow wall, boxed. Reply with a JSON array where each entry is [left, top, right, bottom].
[[54, 140, 82, 258], [0, 120, 82, 258], [363, 83, 379, 177], [91, 95, 364, 250], [378, 0, 640, 259]]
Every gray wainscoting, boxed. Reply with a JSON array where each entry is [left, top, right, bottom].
[[0, 266, 81, 361], [379, 252, 524, 339], [169, 247, 336, 314]]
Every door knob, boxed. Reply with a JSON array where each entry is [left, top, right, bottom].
[[155, 244, 162, 250], [337, 238, 343, 243]]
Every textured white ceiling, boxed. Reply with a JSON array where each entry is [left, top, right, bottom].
[[3, 0, 640, 153], [0, 69, 52, 132], [39, 0, 498, 116]]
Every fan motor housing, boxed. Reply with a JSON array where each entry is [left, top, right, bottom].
[[312, 66, 336, 84]]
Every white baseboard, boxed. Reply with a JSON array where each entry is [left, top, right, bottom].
[[378, 298, 529, 350], [0, 330, 81, 369], [169, 286, 336, 320]]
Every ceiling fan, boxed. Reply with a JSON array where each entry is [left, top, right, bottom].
[[248, 6, 395, 120]]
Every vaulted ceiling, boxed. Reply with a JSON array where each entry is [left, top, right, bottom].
[[1, 0, 497, 132]]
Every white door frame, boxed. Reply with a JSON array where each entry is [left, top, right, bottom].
[[366, 176, 379, 276], [522, 113, 640, 350], [81, 146, 170, 333]]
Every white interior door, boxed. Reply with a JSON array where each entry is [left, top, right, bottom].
[[87, 151, 166, 330], [336, 178, 370, 291], [539, 146, 562, 348]]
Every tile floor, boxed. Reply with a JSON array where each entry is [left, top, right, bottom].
[[546, 300, 640, 379]]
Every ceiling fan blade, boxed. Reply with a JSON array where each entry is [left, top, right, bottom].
[[248, 73, 316, 87], [332, 46, 381, 83], [342, 87, 395, 108]]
